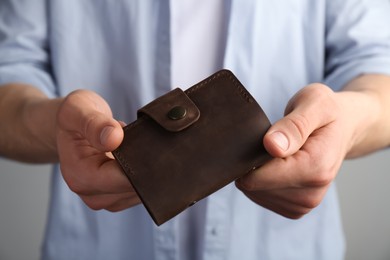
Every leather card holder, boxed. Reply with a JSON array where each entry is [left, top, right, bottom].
[[112, 69, 272, 225]]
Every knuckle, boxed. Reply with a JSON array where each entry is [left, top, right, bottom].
[[307, 83, 333, 97], [61, 169, 91, 195], [302, 150, 334, 188], [296, 208, 312, 217], [67, 183, 83, 194], [305, 170, 333, 188], [282, 208, 310, 220], [106, 206, 124, 212], [67, 182, 91, 196], [301, 84, 334, 105], [296, 187, 328, 210], [60, 90, 85, 111], [307, 84, 339, 118], [300, 195, 322, 209], [236, 179, 257, 191], [104, 197, 136, 212], [81, 197, 105, 211], [63, 176, 96, 197], [286, 213, 304, 220], [106, 208, 119, 212], [286, 114, 310, 144], [57, 90, 87, 128], [88, 203, 104, 211]]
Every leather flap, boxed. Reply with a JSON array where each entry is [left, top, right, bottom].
[[137, 88, 200, 132]]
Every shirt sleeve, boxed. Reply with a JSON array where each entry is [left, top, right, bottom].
[[324, 0, 390, 91], [0, 0, 57, 97]]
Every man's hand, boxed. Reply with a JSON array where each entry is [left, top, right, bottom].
[[56, 90, 141, 212], [236, 79, 387, 219]]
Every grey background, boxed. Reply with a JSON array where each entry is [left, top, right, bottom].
[[0, 149, 390, 260]]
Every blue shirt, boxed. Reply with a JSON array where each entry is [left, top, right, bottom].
[[1, 1, 390, 259]]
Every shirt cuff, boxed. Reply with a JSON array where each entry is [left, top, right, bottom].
[[324, 57, 390, 91], [0, 64, 57, 98]]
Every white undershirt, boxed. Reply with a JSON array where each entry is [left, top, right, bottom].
[[170, 1, 228, 259], [171, 0, 228, 89]]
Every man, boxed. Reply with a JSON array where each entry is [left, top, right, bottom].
[[1, 1, 390, 259]]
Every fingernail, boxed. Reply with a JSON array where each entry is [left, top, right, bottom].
[[100, 126, 114, 146], [270, 131, 289, 151], [118, 120, 126, 127]]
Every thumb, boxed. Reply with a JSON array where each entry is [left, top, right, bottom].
[[263, 115, 311, 158], [88, 116, 124, 152], [57, 90, 123, 152], [263, 84, 336, 158]]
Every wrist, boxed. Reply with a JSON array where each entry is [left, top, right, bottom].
[[337, 89, 382, 158], [23, 96, 63, 162], [337, 74, 390, 158], [0, 83, 63, 163]]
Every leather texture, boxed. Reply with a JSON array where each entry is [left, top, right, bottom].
[[113, 70, 272, 225]]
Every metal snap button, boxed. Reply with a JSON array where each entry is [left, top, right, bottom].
[[167, 106, 187, 120]]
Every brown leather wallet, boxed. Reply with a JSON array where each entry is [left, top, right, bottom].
[[113, 70, 272, 225]]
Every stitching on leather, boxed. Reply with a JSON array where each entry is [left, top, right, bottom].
[[114, 114, 149, 176], [186, 70, 253, 103], [114, 148, 135, 176]]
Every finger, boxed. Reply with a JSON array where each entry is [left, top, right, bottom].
[[105, 196, 142, 212], [242, 189, 313, 219], [81, 191, 140, 211], [247, 186, 328, 210], [240, 183, 330, 219], [87, 159, 134, 194], [61, 157, 135, 196], [237, 126, 339, 191], [57, 90, 123, 152], [263, 84, 337, 158], [236, 154, 312, 191]]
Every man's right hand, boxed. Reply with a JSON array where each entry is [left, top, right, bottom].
[[56, 90, 141, 212]]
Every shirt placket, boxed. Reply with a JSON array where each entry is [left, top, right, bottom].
[[203, 184, 233, 260], [153, 220, 178, 260]]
